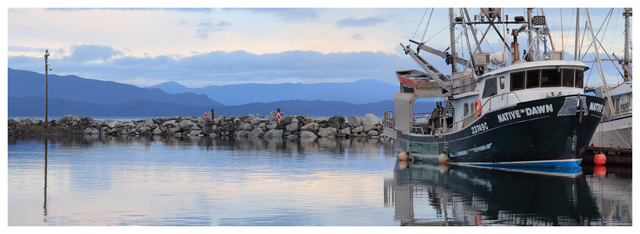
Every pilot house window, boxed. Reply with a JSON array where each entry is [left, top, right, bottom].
[[482, 77, 497, 98], [511, 68, 585, 90], [575, 70, 584, 88], [510, 72, 525, 91], [562, 69, 575, 87], [526, 70, 540, 88], [541, 69, 561, 87]]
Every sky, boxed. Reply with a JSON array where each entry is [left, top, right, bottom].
[[4, 2, 636, 89]]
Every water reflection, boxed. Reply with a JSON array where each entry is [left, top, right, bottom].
[[43, 137, 48, 223], [384, 162, 631, 226], [9, 135, 399, 226]]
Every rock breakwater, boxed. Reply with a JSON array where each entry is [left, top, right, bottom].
[[9, 113, 385, 140]]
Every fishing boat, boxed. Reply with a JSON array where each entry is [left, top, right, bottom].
[[383, 8, 606, 168], [588, 8, 632, 150]]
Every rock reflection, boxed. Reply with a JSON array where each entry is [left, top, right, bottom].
[[9, 135, 396, 162]]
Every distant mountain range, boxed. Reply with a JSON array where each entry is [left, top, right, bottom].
[[8, 68, 224, 106], [8, 67, 438, 118], [148, 79, 401, 105], [9, 97, 436, 118]]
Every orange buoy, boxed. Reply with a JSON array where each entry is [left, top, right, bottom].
[[438, 152, 450, 164], [398, 152, 409, 161], [594, 165, 606, 178], [593, 151, 606, 165], [438, 164, 450, 173], [399, 160, 409, 169]]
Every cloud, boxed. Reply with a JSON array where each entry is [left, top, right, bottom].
[[242, 8, 318, 23], [45, 8, 213, 13], [8, 45, 44, 52], [336, 17, 387, 28], [66, 45, 122, 63], [351, 34, 364, 41], [9, 49, 414, 87], [195, 21, 231, 39]]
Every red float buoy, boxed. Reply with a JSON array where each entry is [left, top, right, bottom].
[[593, 151, 606, 165]]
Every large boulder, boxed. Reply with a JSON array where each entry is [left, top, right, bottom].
[[363, 125, 375, 132], [318, 127, 338, 138], [162, 120, 176, 127], [72, 115, 82, 122], [168, 126, 181, 134], [352, 126, 363, 133], [201, 125, 213, 135], [348, 116, 363, 127], [238, 122, 253, 131], [315, 117, 328, 122], [123, 121, 136, 128], [327, 116, 345, 129], [59, 114, 73, 123], [250, 117, 265, 125], [20, 118, 33, 125], [285, 122, 299, 132], [264, 129, 284, 139], [300, 122, 319, 131], [104, 119, 118, 128], [300, 131, 318, 139], [248, 128, 265, 138], [145, 118, 157, 128], [152, 127, 163, 135], [363, 113, 380, 125], [178, 120, 194, 131], [340, 127, 351, 136]]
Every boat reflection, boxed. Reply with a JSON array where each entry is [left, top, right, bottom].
[[384, 161, 603, 226]]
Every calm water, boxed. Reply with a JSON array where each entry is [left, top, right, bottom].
[[7, 135, 632, 226]]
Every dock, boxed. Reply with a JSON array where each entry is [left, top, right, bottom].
[[582, 146, 632, 166]]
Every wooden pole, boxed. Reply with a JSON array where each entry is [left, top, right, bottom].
[[44, 49, 49, 131], [211, 108, 214, 121]]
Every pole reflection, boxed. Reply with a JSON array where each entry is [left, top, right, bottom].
[[43, 137, 48, 223]]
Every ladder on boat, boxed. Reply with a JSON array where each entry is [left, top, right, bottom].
[[400, 43, 452, 92]]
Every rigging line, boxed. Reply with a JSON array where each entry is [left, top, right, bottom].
[[580, 8, 614, 61], [424, 24, 450, 43], [579, 21, 589, 60], [420, 8, 435, 42], [564, 8, 575, 53], [585, 54, 596, 85], [607, 119, 632, 148], [412, 9, 429, 40], [592, 33, 626, 78], [561, 9, 564, 53], [609, 8, 620, 53]]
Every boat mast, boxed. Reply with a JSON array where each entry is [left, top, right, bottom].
[[527, 8, 536, 60], [586, 8, 616, 120], [575, 8, 580, 61], [449, 8, 458, 73], [623, 8, 632, 81]]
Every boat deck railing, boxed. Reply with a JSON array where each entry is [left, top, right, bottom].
[[450, 91, 523, 131], [383, 110, 395, 129]]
